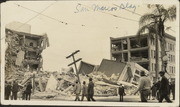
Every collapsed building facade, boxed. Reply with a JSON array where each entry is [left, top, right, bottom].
[[5, 28, 49, 87], [110, 33, 176, 80], [78, 59, 149, 96]]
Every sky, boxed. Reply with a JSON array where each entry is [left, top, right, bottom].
[[1, 1, 177, 71]]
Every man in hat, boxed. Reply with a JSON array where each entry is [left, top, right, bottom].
[[118, 84, 125, 102], [25, 81, 32, 100], [133, 71, 151, 102], [158, 71, 172, 103], [73, 81, 81, 101], [5, 81, 12, 100], [88, 78, 96, 101], [81, 81, 88, 101], [12, 81, 19, 100]]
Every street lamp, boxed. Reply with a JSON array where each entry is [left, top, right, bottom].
[[162, 55, 168, 72]]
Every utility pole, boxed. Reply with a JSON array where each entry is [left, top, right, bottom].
[[66, 50, 82, 83], [153, 15, 161, 82], [155, 28, 159, 82]]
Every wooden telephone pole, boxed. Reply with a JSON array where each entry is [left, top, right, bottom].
[[66, 50, 82, 83]]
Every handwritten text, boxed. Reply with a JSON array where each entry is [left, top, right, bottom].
[[74, 3, 137, 13]]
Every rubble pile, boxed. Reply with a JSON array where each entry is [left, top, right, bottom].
[[31, 69, 78, 99], [80, 71, 119, 96], [31, 70, 120, 99]]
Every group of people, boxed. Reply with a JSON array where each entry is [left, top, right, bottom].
[[151, 78, 175, 101], [73, 78, 96, 101], [5, 81, 32, 100], [132, 70, 174, 103]]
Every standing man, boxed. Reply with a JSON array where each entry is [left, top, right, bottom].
[[155, 79, 161, 100], [5, 81, 12, 100], [151, 82, 156, 100], [25, 82, 32, 100], [132, 71, 151, 102], [81, 81, 88, 101], [88, 78, 96, 101], [118, 84, 125, 102], [73, 81, 81, 101], [158, 71, 172, 103], [170, 80, 175, 100], [12, 81, 19, 100]]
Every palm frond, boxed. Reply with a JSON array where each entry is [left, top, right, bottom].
[[137, 24, 157, 36], [165, 26, 171, 31], [167, 5, 176, 21], [154, 5, 164, 14], [139, 13, 155, 26], [136, 24, 157, 43]]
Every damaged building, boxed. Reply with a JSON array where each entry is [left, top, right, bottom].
[[5, 27, 49, 79], [110, 33, 176, 79], [78, 59, 149, 96]]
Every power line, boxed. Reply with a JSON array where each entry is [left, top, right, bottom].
[[100, 11, 139, 22], [2, 2, 175, 41], [14, 3, 85, 27], [116, 4, 176, 33], [14, 2, 57, 31], [14, 3, 64, 24], [79, 3, 175, 33], [1, 1, 57, 40]]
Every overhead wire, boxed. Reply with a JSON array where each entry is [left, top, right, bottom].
[[0, 1, 57, 40], [79, 3, 175, 33], [114, 4, 176, 33], [1, 2, 176, 40], [14, 3, 85, 27]]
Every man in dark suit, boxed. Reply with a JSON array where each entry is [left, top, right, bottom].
[[118, 84, 125, 102], [170, 80, 175, 100], [25, 82, 32, 100], [88, 78, 96, 101], [158, 71, 172, 103], [12, 81, 19, 100], [5, 81, 12, 100]]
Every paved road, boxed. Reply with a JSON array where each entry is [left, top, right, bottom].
[[94, 95, 158, 102], [32, 94, 174, 103]]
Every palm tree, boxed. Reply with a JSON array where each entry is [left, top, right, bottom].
[[136, 4, 176, 81]]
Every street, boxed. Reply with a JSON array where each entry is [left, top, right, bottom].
[[31, 94, 174, 103], [95, 95, 157, 102]]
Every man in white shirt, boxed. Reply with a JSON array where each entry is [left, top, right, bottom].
[[132, 71, 151, 102]]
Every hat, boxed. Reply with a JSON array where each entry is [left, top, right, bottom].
[[159, 71, 165, 75], [89, 78, 93, 81]]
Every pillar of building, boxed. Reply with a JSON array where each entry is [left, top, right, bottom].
[[127, 38, 131, 62]]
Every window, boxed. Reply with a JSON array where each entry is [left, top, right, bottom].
[[166, 43, 168, 50], [170, 55, 172, 62], [172, 44, 174, 51], [169, 66, 171, 73], [172, 55, 174, 62], [29, 42, 34, 47], [152, 63, 154, 71], [135, 70, 140, 75], [151, 50, 153, 58], [172, 67, 174, 73]]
